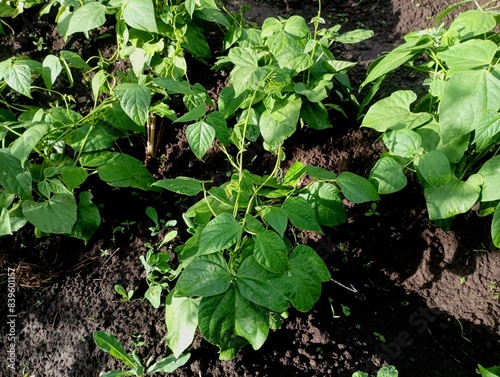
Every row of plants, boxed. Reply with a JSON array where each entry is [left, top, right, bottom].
[[0, 0, 499, 375]]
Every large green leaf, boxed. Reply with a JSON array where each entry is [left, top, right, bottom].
[[66, 2, 107, 36], [439, 70, 500, 143], [97, 153, 155, 190], [361, 90, 432, 132], [437, 39, 496, 71], [186, 121, 216, 160], [424, 174, 483, 219], [0, 150, 32, 199], [114, 83, 151, 126], [69, 123, 114, 152], [369, 157, 407, 194], [231, 66, 267, 97], [93, 331, 136, 369], [259, 94, 301, 148], [447, 9, 497, 40], [175, 253, 231, 297], [472, 110, 500, 152], [275, 245, 330, 312], [3, 59, 31, 97], [236, 256, 289, 313], [282, 196, 323, 232], [165, 292, 200, 358], [253, 230, 288, 274], [11, 123, 48, 161], [197, 285, 249, 359], [122, 0, 158, 33], [336, 171, 380, 203], [198, 212, 242, 254], [299, 182, 346, 226], [478, 156, 500, 202], [22, 193, 77, 234], [61, 166, 88, 191], [227, 47, 259, 67]]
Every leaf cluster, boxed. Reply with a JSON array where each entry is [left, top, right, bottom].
[[360, 2, 500, 247]]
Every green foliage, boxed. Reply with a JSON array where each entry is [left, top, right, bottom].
[[360, 3, 500, 247], [93, 331, 190, 376], [214, 13, 373, 151], [477, 364, 500, 377]]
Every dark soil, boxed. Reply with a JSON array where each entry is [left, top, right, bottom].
[[1, 1, 499, 377]]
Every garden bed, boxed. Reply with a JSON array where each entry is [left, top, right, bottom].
[[0, 0, 499, 376]]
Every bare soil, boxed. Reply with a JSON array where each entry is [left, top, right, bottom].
[[1, 1, 499, 377]]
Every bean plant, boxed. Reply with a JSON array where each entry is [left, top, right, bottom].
[[151, 11, 378, 358], [360, 1, 500, 247]]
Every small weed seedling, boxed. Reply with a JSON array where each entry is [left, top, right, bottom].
[[352, 365, 398, 377], [114, 284, 134, 302]]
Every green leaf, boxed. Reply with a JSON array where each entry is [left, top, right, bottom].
[[165, 291, 200, 357], [473, 110, 500, 152], [186, 121, 216, 160], [259, 94, 301, 147], [69, 123, 115, 152], [439, 70, 500, 143], [299, 182, 346, 226], [236, 256, 289, 312], [283, 15, 310, 39], [227, 47, 259, 67], [377, 365, 399, 377], [114, 83, 151, 126], [417, 150, 451, 186], [424, 174, 483, 219], [478, 156, 500, 202], [447, 10, 497, 40], [260, 206, 288, 237], [382, 129, 422, 158], [146, 353, 190, 373], [0, 150, 32, 199], [336, 171, 380, 203], [282, 196, 323, 232], [42, 55, 62, 90], [60, 50, 90, 69], [11, 123, 48, 161], [477, 364, 500, 377], [66, 2, 106, 36], [336, 29, 374, 44], [197, 285, 249, 359], [153, 177, 205, 196], [61, 166, 88, 191], [206, 111, 230, 145], [275, 245, 330, 312], [234, 290, 270, 351], [283, 161, 306, 186], [122, 0, 158, 33], [194, 7, 230, 28], [22, 194, 77, 234], [72, 191, 100, 244], [175, 104, 206, 123], [97, 153, 155, 190], [436, 40, 496, 71], [361, 90, 432, 132], [93, 331, 136, 369], [175, 253, 231, 297], [199, 212, 242, 254], [300, 101, 331, 130], [369, 157, 407, 194], [4, 60, 31, 97], [231, 66, 267, 97], [253, 230, 288, 274], [218, 86, 244, 118], [492, 205, 500, 250]]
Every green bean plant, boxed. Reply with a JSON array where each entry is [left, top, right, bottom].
[[149, 12, 379, 358], [359, 1, 500, 247]]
